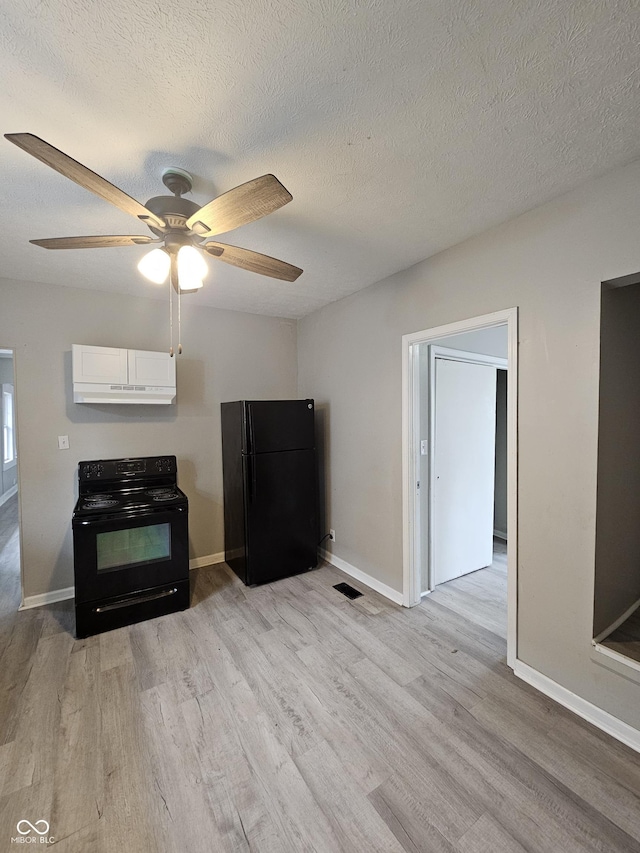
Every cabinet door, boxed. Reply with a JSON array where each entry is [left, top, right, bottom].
[[72, 345, 128, 385], [127, 350, 176, 386]]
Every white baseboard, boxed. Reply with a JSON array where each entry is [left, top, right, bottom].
[[0, 484, 17, 507], [593, 596, 640, 644], [320, 548, 404, 606], [514, 659, 640, 754], [189, 552, 225, 570], [493, 528, 507, 541], [19, 586, 75, 611]]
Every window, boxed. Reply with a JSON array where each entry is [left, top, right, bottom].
[[2, 384, 16, 468]]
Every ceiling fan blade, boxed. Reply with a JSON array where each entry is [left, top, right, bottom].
[[187, 174, 292, 236], [203, 242, 302, 282], [30, 235, 157, 249], [5, 133, 166, 229]]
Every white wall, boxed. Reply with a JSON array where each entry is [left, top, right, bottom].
[[426, 327, 508, 359], [0, 278, 297, 599], [298, 158, 640, 729]]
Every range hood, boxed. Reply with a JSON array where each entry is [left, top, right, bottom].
[[73, 382, 176, 405], [72, 345, 176, 405]]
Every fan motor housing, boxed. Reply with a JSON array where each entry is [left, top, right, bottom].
[[144, 195, 201, 236]]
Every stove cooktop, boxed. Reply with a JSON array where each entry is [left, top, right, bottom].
[[74, 486, 188, 516]]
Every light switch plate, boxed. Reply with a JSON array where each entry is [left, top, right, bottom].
[[58, 435, 70, 450], [420, 439, 428, 455]]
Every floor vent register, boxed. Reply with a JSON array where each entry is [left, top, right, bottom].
[[333, 582, 363, 600]]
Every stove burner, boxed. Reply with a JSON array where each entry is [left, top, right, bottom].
[[83, 499, 119, 509], [85, 494, 113, 501], [146, 488, 175, 497], [152, 494, 178, 502]]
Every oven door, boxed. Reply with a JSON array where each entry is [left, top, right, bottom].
[[72, 505, 188, 604]]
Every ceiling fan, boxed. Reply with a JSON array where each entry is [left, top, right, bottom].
[[5, 133, 302, 351]]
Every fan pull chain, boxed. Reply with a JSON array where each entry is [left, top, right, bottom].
[[168, 274, 174, 357], [178, 285, 183, 354]]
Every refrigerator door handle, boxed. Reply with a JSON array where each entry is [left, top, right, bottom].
[[246, 454, 257, 503], [247, 404, 255, 455]]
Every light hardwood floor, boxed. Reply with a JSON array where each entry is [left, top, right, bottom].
[[2, 519, 640, 851]]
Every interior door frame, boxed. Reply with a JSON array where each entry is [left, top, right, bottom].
[[402, 308, 518, 668], [428, 346, 507, 592]]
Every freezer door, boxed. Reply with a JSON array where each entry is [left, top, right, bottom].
[[245, 448, 318, 584], [244, 400, 315, 454]]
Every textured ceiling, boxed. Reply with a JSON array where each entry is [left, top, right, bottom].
[[1, 0, 639, 319]]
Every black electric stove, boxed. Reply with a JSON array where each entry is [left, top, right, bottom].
[[72, 455, 190, 638]]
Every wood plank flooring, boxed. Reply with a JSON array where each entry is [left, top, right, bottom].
[[2, 515, 640, 851]]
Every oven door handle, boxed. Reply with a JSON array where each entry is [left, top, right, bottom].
[[93, 586, 178, 613], [75, 505, 187, 526]]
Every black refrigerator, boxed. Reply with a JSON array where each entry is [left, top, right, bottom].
[[221, 399, 319, 585]]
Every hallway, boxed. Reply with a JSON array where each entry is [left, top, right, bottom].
[[0, 492, 19, 613]]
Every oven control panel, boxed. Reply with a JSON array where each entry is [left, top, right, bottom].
[[82, 462, 105, 479], [79, 456, 177, 481], [116, 460, 146, 475]]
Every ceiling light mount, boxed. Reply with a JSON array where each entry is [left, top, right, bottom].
[[161, 167, 193, 197]]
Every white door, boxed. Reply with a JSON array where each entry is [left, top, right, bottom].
[[433, 357, 497, 585]]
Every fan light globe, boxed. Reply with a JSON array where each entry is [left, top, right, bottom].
[[138, 248, 170, 284], [177, 245, 207, 291]]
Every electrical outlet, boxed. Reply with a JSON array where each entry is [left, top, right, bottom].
[[329, 529, 336, 542]]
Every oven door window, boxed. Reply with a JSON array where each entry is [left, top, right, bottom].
[[96, 522, 171, 573]]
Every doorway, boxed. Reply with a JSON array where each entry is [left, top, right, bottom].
[[402, 309, 518, 668], [0, 348, 22, 610], [427, 345, 507, 592]]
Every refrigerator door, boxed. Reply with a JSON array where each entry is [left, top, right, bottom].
[[244, 400, 315, 454], [245, 448, 318, 584]]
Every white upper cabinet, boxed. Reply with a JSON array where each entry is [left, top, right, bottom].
[[72, 344, 176, 404], [128, 349, 176, 387], [72, 345, 128, 385]]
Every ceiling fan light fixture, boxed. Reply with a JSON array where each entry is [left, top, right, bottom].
[[178, 277, 204, 292], [138, 247, 170, 284], [177, 245, 208, 280]]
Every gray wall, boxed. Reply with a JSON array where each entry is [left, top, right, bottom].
[[0, 278, 297, 599], [593, 283, 640, 636], [297, 157, 640, 728]]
